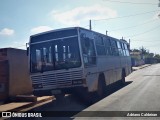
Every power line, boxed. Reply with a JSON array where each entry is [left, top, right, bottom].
[[132, 37, 160, 42], [110, 19, 158, 31], [104, 0, 157, 5], [144, 43, 160, 47], [93, 10, 159, 21], [132, 40, 160, 42], [126, 25, 160, 38]]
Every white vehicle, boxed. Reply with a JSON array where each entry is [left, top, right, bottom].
[[28, 27, 131, 98]]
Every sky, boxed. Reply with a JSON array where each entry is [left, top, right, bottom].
[[0, 0, 160, 54]]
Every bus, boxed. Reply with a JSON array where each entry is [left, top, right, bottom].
[[28, 27, 131, 99]]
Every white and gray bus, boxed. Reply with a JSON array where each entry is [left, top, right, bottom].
[[28, 27, 131, 98]]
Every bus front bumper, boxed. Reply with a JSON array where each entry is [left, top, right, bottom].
[[33, 86, 88, 97]]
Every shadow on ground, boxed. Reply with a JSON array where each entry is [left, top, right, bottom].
[[11, 81, 132, 120]]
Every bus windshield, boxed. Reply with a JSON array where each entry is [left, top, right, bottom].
[[30, 36, 81, 73]]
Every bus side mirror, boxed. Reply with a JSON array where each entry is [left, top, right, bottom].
[[27, 47, 29, 56], [26, 43, 29, 56]]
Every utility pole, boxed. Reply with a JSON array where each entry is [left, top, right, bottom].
[[89, 20, 92, 30], [129, 39, 131, 50], [158, 0, 160, 17], [106, 30, 108, 36]]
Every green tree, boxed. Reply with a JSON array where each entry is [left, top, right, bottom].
[[154, 54, 160, 63], [154, 54, 160, 59], [132, 49, 140, 52]]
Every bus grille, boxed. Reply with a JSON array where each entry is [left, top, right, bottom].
[[31, 70, 83, 89]]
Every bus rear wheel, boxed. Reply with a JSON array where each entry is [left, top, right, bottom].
[[121, 70, 126, 85]]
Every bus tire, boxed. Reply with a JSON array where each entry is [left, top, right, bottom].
[[55, 94, 65, 101], [121, 69, 126, 85], [97, 75, 106, 99]]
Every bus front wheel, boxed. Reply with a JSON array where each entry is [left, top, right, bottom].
[[54, 94, 65, 101], [97, 76, 106, 99]]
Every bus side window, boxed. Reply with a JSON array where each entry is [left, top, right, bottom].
[[105, 38, 112, 55], [111, 39, 119, 56], [124, 43, 130, 56], [117, 41, 123, 56], [81, 35, 96, 66], [95, 36, 106, 55], [120, 42, 124, 56], [122, 43, 126, 56]]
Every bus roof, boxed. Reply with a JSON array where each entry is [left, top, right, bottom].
[[30, 27, 78, 37], [30, 27, 129, 44]]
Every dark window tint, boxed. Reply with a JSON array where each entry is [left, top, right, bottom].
[[95, 35, 106, 55], [111, 39, 119, 56], [105, 38, 112, 55], [81, 34, 96, 66], [30, 36, 81, 73], [31, 29, 77, 43], [117, 41, 123, 56]]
